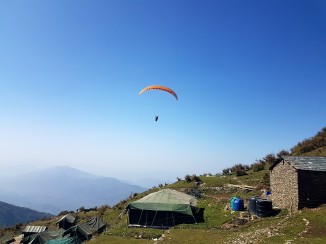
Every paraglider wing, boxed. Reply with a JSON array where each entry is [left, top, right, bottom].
[[139, 85, 178, 100]]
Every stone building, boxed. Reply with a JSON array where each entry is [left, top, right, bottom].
[[269, 156, 326, 213]]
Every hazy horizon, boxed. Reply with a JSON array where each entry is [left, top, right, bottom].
[[0, 163, 177, 187], [1, 1, 325, 186]]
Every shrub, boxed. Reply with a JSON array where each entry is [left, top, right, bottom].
[[262, 172, 270, 187], [222, 168, 231, 175], [129, 192, 138, 198], [243, 164, 251, 171], [252, 163, 265, 172], [58, 210, 72, 216], [235, 168, 247, 176], [192, 174, 202, 183], [97, 205, 109, 216], [185, 174, 192, 182], [277, 149, 290, 158], [184, 174, 202, 183], [263, 153, 277, 166], [231, 164, 245, 172]]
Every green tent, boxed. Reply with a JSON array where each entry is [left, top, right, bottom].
[[45, 236, 81, 244], [21, 229, 64, 244], [126, 189, 199, 228], [63, 217, 106, 241], [56, 213, 76, 230]]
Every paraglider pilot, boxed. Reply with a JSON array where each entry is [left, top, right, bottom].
[[155, 116, 159, 122]]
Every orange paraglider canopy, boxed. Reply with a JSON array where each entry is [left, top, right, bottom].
[[139, 85, 178, 100]]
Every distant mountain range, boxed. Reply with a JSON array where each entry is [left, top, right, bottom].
[[0, 166, 147, 215], [0, 201, 52, 228]]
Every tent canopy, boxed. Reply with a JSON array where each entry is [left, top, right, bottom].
[[127, 189, 197, 215], [21, 229, 65, 244], [64, 217, 106, 241], [126, 189, 198, 228], [45, 236, 81, 244], [56, 213, 76, 225]]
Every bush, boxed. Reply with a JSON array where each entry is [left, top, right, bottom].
[[243, 165, 251, 171], [277, 149, 290, 158], [262, 173, 270, 187], [192, 174, 202, 183], [263, 153, 277, 166], [252, 162, 265, 172], [184, 174, 202, 183], [185, 174, 192, 182], [235, 168, 247, 176], [231, 164, 245, 172], [222, 168, 231, 175], [97, 205, 109, 216], [58, 210, 72, 216]]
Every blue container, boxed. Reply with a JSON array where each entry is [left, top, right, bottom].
[[230, 197, 237, 210], [233, 198, 244, 211]]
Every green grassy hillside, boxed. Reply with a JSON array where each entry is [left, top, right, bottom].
[[2, 127, 326, 243], [2, 168, 326, 243], [290, 127, 326, 156]]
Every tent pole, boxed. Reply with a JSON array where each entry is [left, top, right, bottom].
[[138, 210, 143, 225], [127, 209, 130, 228], [191, 207, 197, 224], [192, 211, 197, 224], [193, 215, 197, 224], [151, 211, 158, 227]]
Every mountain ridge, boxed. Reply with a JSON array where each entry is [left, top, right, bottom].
[[0, 201, 52, 228], [0, 166, 147, 214]]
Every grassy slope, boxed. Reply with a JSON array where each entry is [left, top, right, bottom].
[[293, 146, 326, 157], [83, 169, 326, 243], [1, 169, 326, 243], [3, 128, 326, 243]]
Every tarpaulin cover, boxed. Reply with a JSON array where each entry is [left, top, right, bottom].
[[126, 189, 197, 216], [45, 236, 81, 244]]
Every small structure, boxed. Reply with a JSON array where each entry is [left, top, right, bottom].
[[22, 226, 47, 238], [64, 217, 106, 241], [270, 156, 326, 213], [126, 189, 201, 228], [56, 213, 76, 230], [21, 229, 64, 244]]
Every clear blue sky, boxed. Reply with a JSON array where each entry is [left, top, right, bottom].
[[1, 0, 325, 184]]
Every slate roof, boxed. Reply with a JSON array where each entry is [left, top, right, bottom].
[[270, 156, 326, 171]]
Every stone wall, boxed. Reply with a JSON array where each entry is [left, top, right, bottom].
[[270, 160, 299, 213]]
